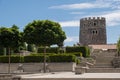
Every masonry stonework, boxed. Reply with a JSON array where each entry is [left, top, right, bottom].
[[79, 17, 107, 45]]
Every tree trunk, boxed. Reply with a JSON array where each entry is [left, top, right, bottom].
[[4, 48, 6, 56], [8, 47, 11, 74], [35, 45, 38, 53], [43, 46, 46, 73]]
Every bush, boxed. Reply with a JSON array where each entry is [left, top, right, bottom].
[[0, 56, 20, 63], [38, 47, 58, 53], [31, 53, 56, 56], [0, 47, 5, 55], [49, 54, 78, 62], [67, 52, 82, 57], [66, 46, 90, 57], [27, 44, 35, 52], [0, 53, 80, 63], [24, 55, 48, 62]]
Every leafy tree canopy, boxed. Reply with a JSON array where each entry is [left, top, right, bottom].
[[23, 20, 66, 47], [0, 25, 21, 49]]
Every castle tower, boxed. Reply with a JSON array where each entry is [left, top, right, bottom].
[[79, 17, 107, 45]]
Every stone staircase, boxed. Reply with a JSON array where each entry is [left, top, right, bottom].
[[87, 50, 120, 73], [75, 50, 120, 73]]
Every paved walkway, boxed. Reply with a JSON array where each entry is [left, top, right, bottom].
[[18, 72, 120, 79]]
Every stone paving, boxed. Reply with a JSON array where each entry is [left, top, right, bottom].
[[18, 72, 120, 79]]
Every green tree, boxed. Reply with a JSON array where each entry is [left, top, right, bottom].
[[11, 25, 22, 52], [0, 25, 21, 73], [23, 20, 66, 72], [23, 20, 66, 49], [117, 37, 120, 56]]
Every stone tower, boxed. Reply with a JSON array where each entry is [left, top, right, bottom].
[[79, 17, 107, 45]]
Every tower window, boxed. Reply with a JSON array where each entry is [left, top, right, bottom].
[[84, 24, 85, 26], [96, 31, 97, 34], [93, 31, 95, 34], [92, 30, 98, 34], [94, 22, 96, 26]]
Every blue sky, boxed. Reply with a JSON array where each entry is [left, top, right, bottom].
[[0, 0, 120, 46]]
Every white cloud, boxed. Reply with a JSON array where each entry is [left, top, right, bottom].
[[52, 0, 120, 27], [103, 10, 120, 26], [60, 10, 120, 27], [85, 10, 120, 27], [60, 20, 79, 27], [70, 12, 85, 14], [65, 36, 79, 43], [49, 2, 109, 9], [49, 0, 120, 10]]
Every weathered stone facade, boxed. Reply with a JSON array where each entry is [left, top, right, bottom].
[[79, 17, 107, 45]]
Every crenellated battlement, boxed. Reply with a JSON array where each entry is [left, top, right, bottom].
[[80, 17, 105, 21]]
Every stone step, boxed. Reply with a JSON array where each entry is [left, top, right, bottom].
[[95, 56, 114, 63], [91, 52, 116, 58], [91, 66, 113, 68], [93, 63, 112, 66], [90, 65, 113, 68], [87, 68, 120, 73]]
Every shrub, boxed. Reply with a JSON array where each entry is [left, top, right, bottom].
[[67, 52, 82, 57], [0, 56, 20, 63], [38, 47, 58, 53], [49, 54, 78, 62], [24, 55, 48, 62], [0, 47, 5, 55], [66, 47, 81, 53], [27, 44, 35, 52], [31, 53, 56, 56], [66, 46, 90, 57]]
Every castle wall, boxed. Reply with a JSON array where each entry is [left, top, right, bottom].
[[79, 17, 107, 45]]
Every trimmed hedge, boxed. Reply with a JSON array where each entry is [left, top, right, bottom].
[[49, 54, 77, 62], [24, 55, 48, 62], [31, 53, 56, 56], [67, 52, 82, 57], [0, 53, 80, 63], [0, 56, 20, 63], [29, 53, 79, 63], [38, 47, 58, 53], [66, 46, 90, 57]]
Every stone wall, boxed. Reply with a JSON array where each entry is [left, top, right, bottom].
[[0, 63, 76, 73], [0, 74, 13, 80]]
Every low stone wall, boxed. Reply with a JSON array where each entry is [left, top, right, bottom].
[[0, 63, 76, 73], [87, 68, 120, 73], [0, 63, 20, 73], [48, 63, 76, 72], [0, 74, 21, 80], [0, 74, 13, 80]]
